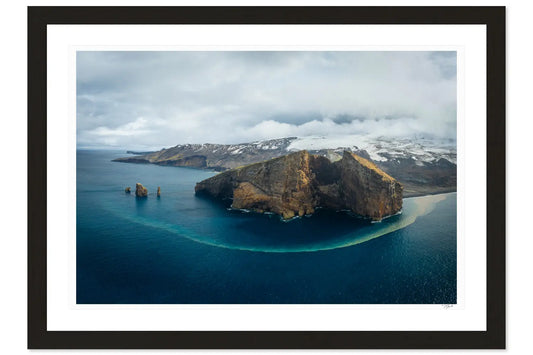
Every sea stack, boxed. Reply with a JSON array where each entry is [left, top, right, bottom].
[[135, 183, 148, 197], [157, 186, 161, 197], [195, 150, 403, 221], [125, 187, 131, 193]]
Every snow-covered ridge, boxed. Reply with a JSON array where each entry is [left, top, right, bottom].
[[172, 137, 295, 153], [167, 135, 456, 164], [286, 135, 456, 164]]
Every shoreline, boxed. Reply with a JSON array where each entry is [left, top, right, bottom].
[[403, 187, 457, 198], [404, 190, 456, 200]]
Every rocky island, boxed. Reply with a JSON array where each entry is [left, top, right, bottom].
[[195, 150, 403, 221]]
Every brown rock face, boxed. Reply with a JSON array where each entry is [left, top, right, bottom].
[[336, 152, 403, 219], [125, 187, 131, 193], [157, 186, 161, 197], [195, 150, 403, 221], [135, 183, 148, 197]]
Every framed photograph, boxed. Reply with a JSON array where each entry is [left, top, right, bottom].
[[28, 6, 505, 349]]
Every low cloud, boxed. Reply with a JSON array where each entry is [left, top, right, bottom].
[[77, 51, 457, 149]]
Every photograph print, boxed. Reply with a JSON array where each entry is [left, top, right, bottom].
[[76, 50, 457, 305]]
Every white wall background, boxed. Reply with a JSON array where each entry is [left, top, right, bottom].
[[0, 0, 529, 353]]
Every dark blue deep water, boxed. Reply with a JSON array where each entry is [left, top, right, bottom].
[[77, 150, 457, 304]]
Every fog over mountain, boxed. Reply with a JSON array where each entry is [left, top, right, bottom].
[[77, 51, 456, 150]]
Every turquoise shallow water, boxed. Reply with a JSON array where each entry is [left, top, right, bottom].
[[77, 150, 457, 304]]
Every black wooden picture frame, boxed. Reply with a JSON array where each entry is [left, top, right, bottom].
[[28, 6, 505, 349]]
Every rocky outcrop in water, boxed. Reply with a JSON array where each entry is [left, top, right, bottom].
[[157, 186, 161, 197], [125, 187, 131, 193], [135, 183, 148, 197], [195, 150, 403, 221]]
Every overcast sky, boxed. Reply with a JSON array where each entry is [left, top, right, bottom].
[[77, 51, 456, 150]]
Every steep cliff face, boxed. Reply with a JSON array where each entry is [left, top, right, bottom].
[[195, 150, 403, 221], [336, 152, 403, 220]]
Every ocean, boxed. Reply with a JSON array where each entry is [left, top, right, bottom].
[[76, 150, 457, 304]]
